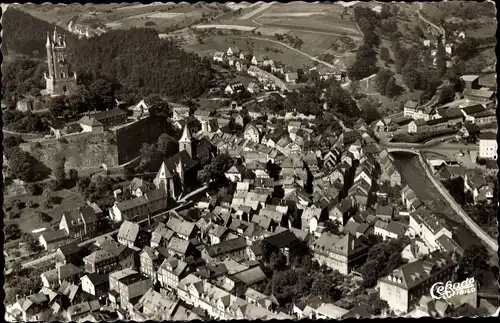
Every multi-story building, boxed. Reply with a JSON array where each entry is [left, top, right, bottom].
[[139, 247, 164, 283], [83, 250, 118, 274], [478, 131, 497, 160], [379, 251, 456, 314], [59, 205, 98, 239], [158, 257, 188, 291], [311, 232, 368, 275], [201, 237, 249, 265]]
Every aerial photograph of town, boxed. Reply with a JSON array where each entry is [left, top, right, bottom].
[[1, 1, 498, 321]]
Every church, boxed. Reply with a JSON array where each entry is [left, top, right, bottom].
[[42, 28, 78, 96], [153, 124, 214, 199]]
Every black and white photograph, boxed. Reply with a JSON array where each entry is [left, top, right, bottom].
[[1, 1, 499, 321]]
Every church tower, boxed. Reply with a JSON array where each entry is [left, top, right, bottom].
[[43, 28, 78, 97], [179, 124, 193, 158]]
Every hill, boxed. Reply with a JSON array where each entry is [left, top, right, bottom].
[[1, 7, 78, 58], [66, 28, 214, 98]]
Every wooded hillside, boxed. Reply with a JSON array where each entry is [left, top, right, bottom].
[[1, 8, 78, 57], [67, 28, 214, 98]]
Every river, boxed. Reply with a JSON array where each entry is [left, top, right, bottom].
[[391, 152, 479, 250]]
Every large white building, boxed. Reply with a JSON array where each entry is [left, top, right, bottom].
[[478, 131, 497, 160]]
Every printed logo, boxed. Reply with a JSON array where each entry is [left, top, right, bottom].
[[430, 277, 476, 300]]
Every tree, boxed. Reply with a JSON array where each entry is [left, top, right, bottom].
[[374, 69, 399, 97], [379, 46, 390, 61], [4, 147, 37, 182], [156, 133, 178, 157], [5, 222, 22, 242], [359, 238, 408, 287], [77, 176, 91, 194], [68, 169, 79, 182], [4, 135, 24, 149], [21, 232, 43, 253], [457, 244, 490, 282], [324, 220, 341, 235], [197, 154, 233, 186], [54, 155, 66, 187], [436, 37, 447, 77]]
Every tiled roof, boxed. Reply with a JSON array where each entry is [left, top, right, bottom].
[[167, 217, 195, 238], [205, 237, 248, 257], [41, 229, 68, 243], [118, 220, 140, 243], [91, 107, 127, 121]]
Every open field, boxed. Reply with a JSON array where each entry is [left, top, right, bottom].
[[19, 3, 220, 32], [286, 30, 361, 56], [194, 25, 257, 31], [254, 16, 360, 36], [239, 2, 273, 20], [466, 24, 496, 39], [261, 12, 327, 17], [4, 189, 85, 234], [184, 35, 313, 69]]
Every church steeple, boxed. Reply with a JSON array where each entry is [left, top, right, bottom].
[[179, 124, 193, 158]]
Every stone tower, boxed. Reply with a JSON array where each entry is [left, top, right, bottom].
[[43, 28, 78, 97], [179, 124, 193, 158]]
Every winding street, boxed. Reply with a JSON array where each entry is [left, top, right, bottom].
[[417, 3, 446, 45], [233, 35, 338, 70]]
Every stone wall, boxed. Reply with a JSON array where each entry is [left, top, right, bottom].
[[114, 117, 168, 165], [20, 131, 119, 170]]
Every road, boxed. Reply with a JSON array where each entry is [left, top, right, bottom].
[[78, 201, 191, 248], [239, 2, 273, 20], [392, 153, 483, 250], [237, 35, 338, 70], [417, 3, 446, 45], [376, 130, 476, 152]]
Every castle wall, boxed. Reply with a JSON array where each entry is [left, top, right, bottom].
[[114, 117, 168, 165], [20, 132, 119, 170]]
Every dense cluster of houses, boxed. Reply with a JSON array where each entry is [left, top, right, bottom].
[[373, 75, 497, 168], [8, 92, 488, 321]]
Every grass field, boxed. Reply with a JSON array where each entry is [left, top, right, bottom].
[[4, 189, 85, 234], [184, 35, 313, 69], [286, 30, 361, 56], [19, 3, 221, 32]]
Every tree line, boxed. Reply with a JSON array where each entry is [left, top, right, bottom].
[[66, 28, 214, 99]]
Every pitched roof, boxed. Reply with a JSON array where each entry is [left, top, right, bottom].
[[478, 131, 496, 140], [58, 263, 82, 281], [82, 273, 109, 287], [118, 220, 140, 243], [205, 237, 248, 257], [78, 116, 103, 127], [115, 196, 149, 212], [263, 230, 299, 249], [91, 107, 127, 121], [41, 229, 68, 243], [84, 250, 116, 264], [382, 251, 454, 289], [167, 217, 195, 238]]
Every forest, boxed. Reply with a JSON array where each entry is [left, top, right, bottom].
[[1, 8, 78, 57], [66, 28, 214, 99], [2, 8, 215, 103]]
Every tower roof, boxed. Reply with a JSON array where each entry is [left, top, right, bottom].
[[179, 124, 192, 142], [46, 32, 51, 47]]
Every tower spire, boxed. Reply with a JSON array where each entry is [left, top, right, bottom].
[[180, 124, 192, 142], [46, 32, 51, 47]]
